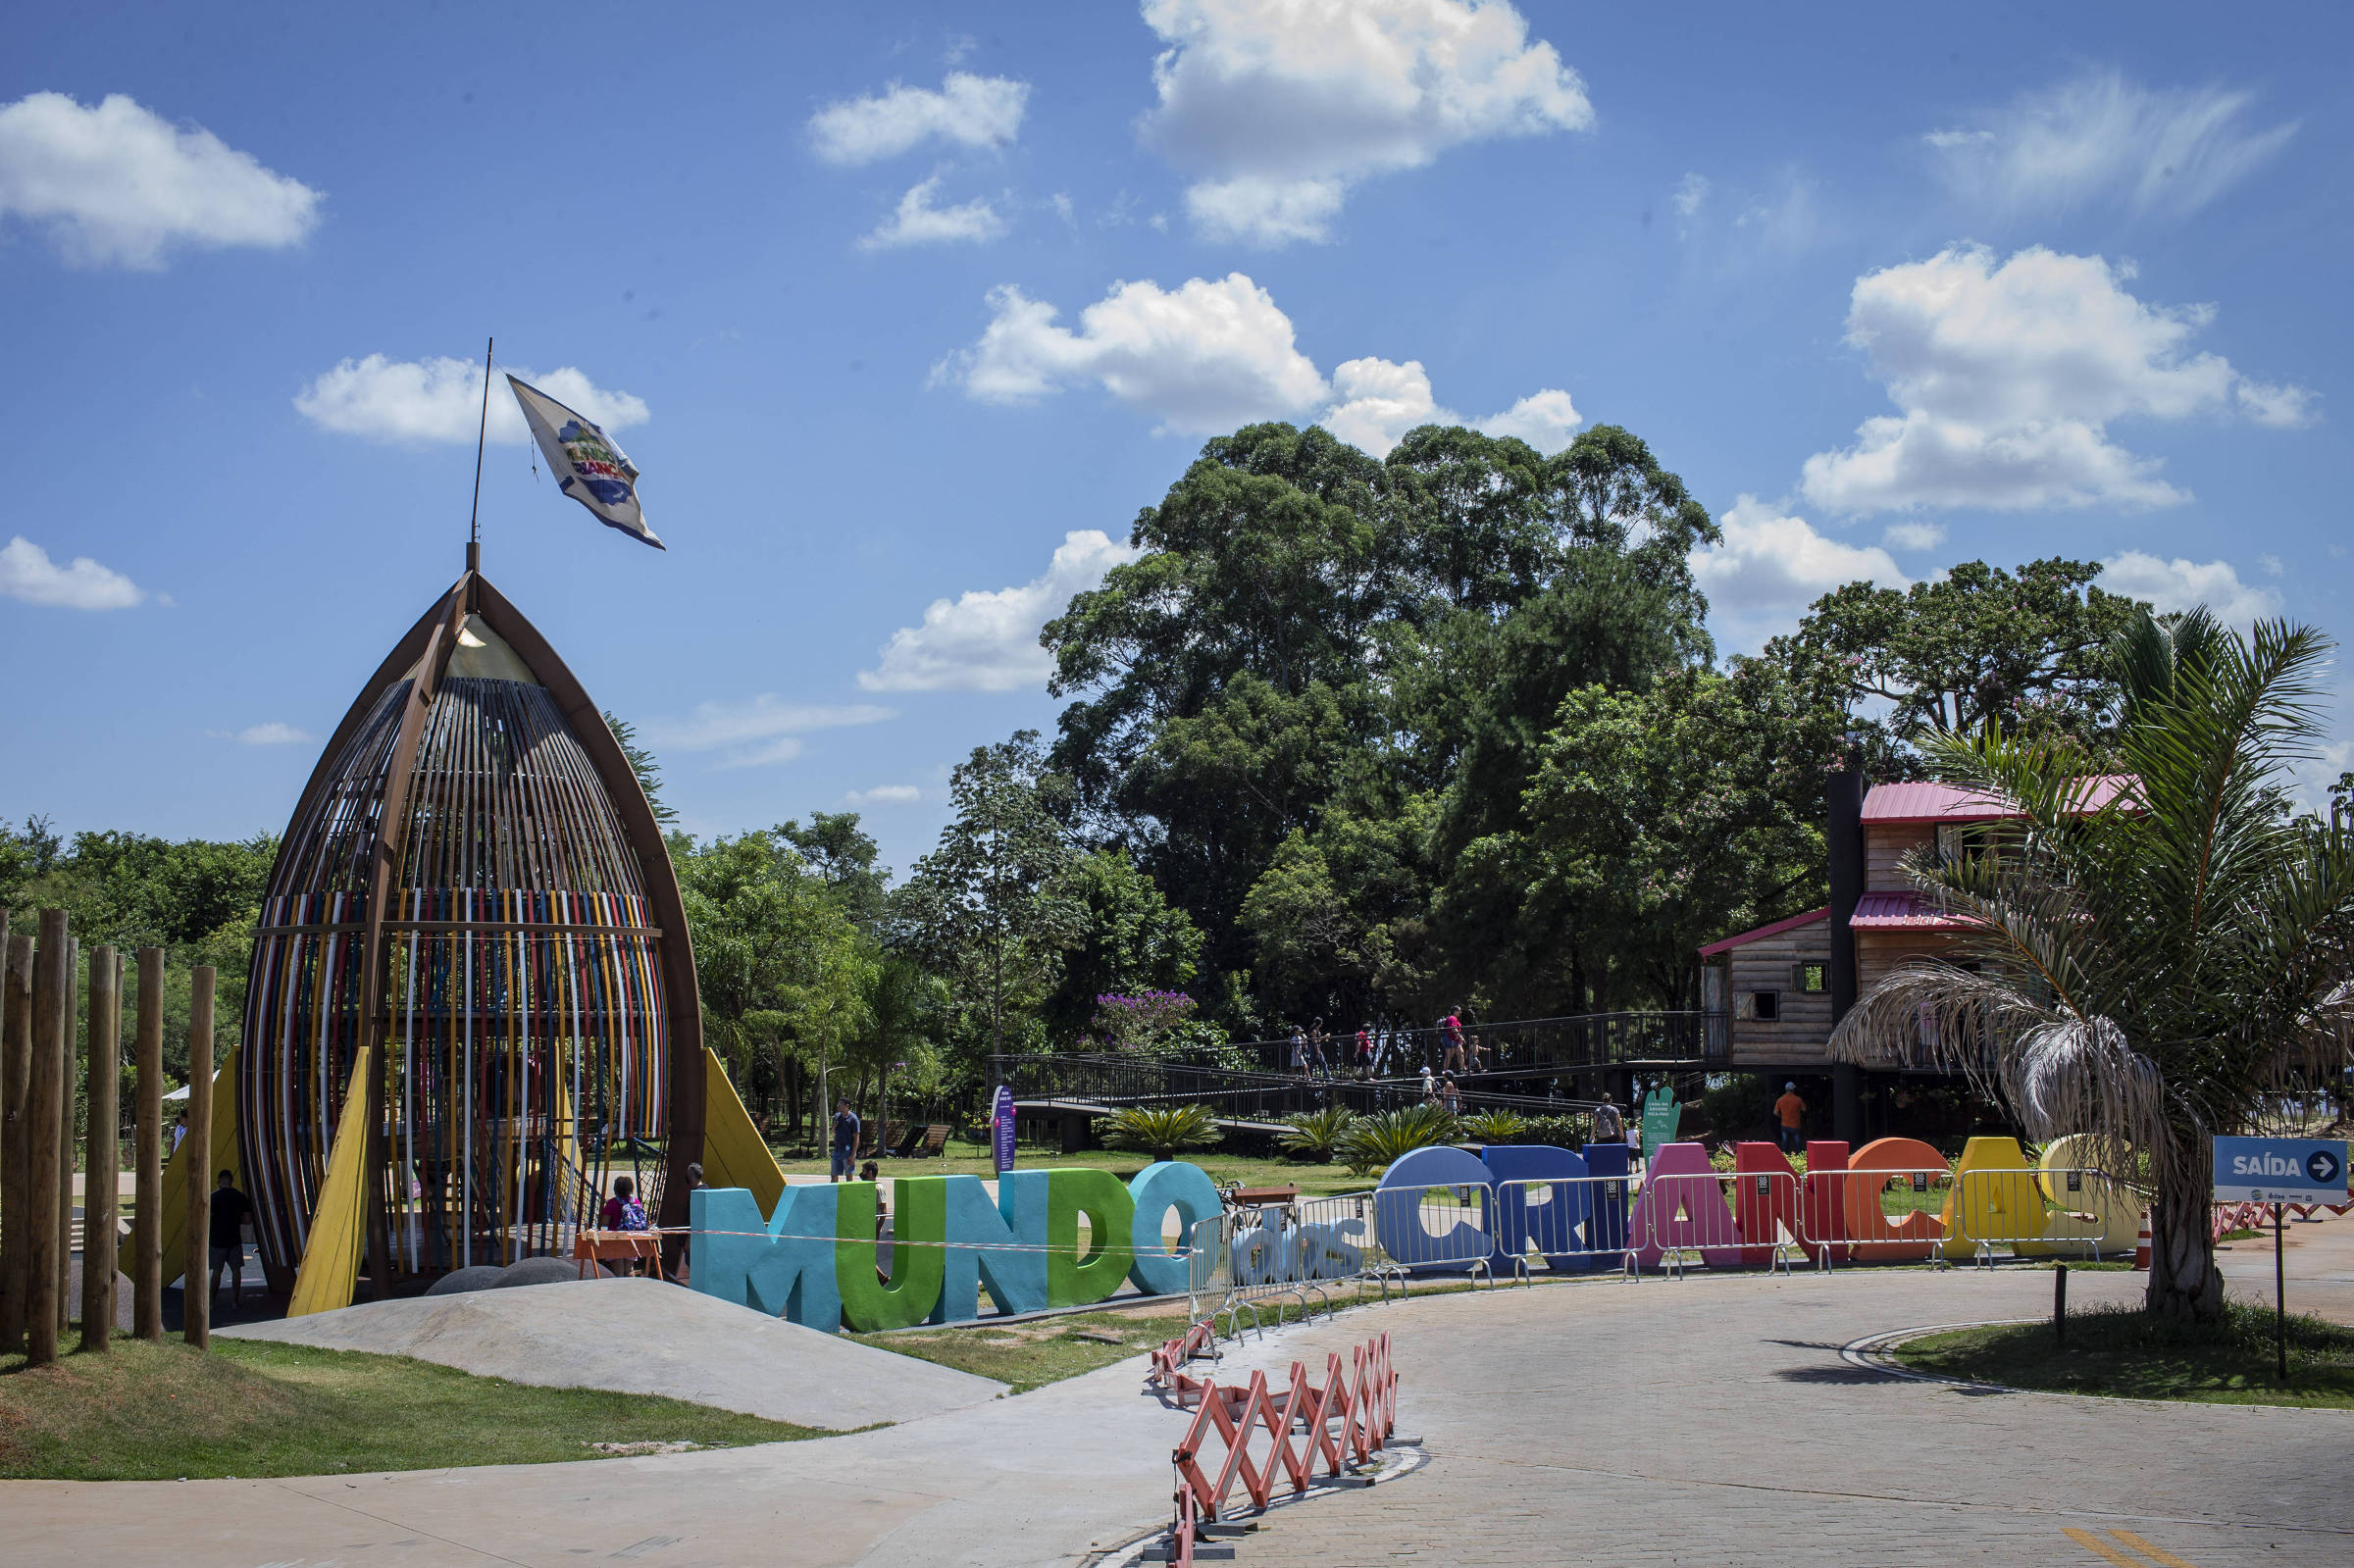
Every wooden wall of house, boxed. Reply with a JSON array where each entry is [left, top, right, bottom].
[[1719, 921, 1835, 1067], [1857, 930, 1955, 992], [1866, 822, 1934, 892]]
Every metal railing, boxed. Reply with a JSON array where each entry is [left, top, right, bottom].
[[1211, 1011, 1725, 1078], [988, 1051, 1604, 1126]]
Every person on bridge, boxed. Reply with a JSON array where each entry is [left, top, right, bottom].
[[1441, 1013, 1466, 1073], [1353, 1027, 1374, 1078], [1774, 1082, 1807, 1154]]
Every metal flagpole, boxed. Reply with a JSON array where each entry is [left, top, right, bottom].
[[467, 336, 492, 573]]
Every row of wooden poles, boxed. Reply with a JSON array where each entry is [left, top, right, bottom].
[[0, 908, 220, 1365]]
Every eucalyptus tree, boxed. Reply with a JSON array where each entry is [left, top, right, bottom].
[[1829, 611, 2354, 1321]]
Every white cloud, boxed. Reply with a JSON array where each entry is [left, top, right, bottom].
[[1671, 172, 1709, 220], [861, 530, 1141, 692], [0, 535, 144, 610], [2235, 379, 2319, 430], [858, 177, 1006, 250], [1687, 496, 1907, 648], [0, 92, 320, 268], [1880, 521, 1947, 552], [294, 356, 649, 445], [844, 784, 922, 807], [645, 697, 895, 771], [941, 274, 1578, 451], [937, 274, 1329, 434], [2258, 553, 2283, 578], [1926, 72, 2296, 220], [1476, 388, 1582, 453], [808, 74, 1029, 165], [2100, 551, 2282, 630], [1316, 356, 1580, 456], [231, 722, 310, 746], [1800, 245, 2311, 515], [1140, 0, 1591, 245]]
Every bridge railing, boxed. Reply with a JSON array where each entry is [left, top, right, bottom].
[[1201, 1011, 1725, 1078], [987, 1052, 1604, 1126]]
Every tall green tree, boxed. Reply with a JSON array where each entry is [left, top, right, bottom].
[[1830, 610, 2354, 1321], [893, 732, 1086, 1063], [1768, 559, 2141, 766], [674, 829, 865, 1133], [603, 712, 679, 827]]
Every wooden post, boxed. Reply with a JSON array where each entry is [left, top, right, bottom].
[[25, 911, 68, 1366], [183, 967, 215, 1349], [56, 935, 76, 1336], [0, 919, 22, 1354], [133, 946, 164, 1340], [80, 946, 121, 1351]]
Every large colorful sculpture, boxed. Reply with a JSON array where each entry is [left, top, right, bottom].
[[239, 559, 702, 1293]]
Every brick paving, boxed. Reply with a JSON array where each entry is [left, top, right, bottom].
[[1198, 1225, 2354, 1567]]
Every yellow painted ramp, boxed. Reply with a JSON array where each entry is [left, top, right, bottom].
[[121, 1045, 241, 1283], [699, 1046, 787, 1221], [287, 1045, 376, 1317]]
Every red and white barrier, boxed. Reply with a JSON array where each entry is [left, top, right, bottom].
[[1161, 1332, 1397, 1567]]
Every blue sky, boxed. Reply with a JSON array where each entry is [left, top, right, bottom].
[[3, 2, 2348, 877]]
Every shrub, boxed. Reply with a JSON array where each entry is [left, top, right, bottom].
[[1277, 1105, 1359, 1162], [1458, 1109, 1527, 1144], [1098, 1102, 1222, 1161], [1335, 1104, 1459, 1177]]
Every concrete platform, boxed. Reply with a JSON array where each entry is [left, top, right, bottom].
[[219, 1275, 1007, 1431]]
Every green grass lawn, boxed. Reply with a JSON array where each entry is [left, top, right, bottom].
[[0, 1336, 827, 1481], [1894, 1300, 2354, 1408]]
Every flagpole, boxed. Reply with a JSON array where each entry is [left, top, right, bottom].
[[466, 336, 492, 575]]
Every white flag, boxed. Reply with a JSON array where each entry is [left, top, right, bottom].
[[506, 375, 663, 550]]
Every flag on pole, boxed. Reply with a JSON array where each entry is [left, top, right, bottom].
[[506, 375, 663, 550]]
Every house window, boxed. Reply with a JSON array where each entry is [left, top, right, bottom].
[[1735, 990, 1780, 1022], [1936, 823, 1996, 873], [1793, 962, 1826, 993]]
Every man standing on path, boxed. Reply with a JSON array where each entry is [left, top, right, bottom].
[[831, 1099, 860, 1183], [1773, 1082, 1806, 1155]]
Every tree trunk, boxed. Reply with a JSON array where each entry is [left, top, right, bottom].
[[2145, 1161, 2224, 1322]]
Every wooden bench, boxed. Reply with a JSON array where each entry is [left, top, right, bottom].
[[1225, 1184, 1300, 1209], [574, 1230, 664, 1281]]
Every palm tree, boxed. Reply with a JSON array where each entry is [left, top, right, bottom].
[[1829, 611, 2354, 1322]]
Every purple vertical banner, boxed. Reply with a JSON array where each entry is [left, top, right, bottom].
[[993, 1085, 1016, 1175]]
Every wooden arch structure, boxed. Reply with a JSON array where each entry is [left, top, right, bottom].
[[239, 563, 702, 1293]]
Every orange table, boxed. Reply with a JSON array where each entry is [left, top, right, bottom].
[[574, 1230, 665, 1280]]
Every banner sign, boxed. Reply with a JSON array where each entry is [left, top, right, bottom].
[[2212, 1138, 2347, 1204], [1638, 1087, 1680, 1153], [992, 1085, 1016, 1175]]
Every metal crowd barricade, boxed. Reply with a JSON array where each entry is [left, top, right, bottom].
[[1486, 1173, 1637, 1280], [1941, 1164, 2140, 1266], [1800, 1159, 1956, 1267], [1366, 1181, 1499, 1290]]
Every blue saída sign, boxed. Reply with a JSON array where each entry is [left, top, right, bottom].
[[2212, 1137, 2348, 1204]]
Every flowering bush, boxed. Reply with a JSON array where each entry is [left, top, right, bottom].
[[1085, 990, 1227, 1058]]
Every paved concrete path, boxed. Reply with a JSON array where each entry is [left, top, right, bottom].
[[1203, 1217, 2354, 1568], [219, 1278, 1008, 1432], [11, 1220, 2352, 1567]]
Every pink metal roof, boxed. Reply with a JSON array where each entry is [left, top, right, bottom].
[[1849, 891, 1974, 931], [1698, 906, 1828, 957], [1861, 775, 2135, 825]]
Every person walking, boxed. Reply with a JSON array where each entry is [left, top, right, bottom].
[[1773, 1082, 1807, 1155], [208, 1170, 255, 1309], [1439, 1072, 1461, 1114], [1353, 1026, 1374, 1079], [1592, 1097, 1624, 1145], [831, 1098, 861, 1182], [1289, 1027, 1309, 1076], [1441, 1013, 1466, 1074], [1307, 1018, 1328, 1078]]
